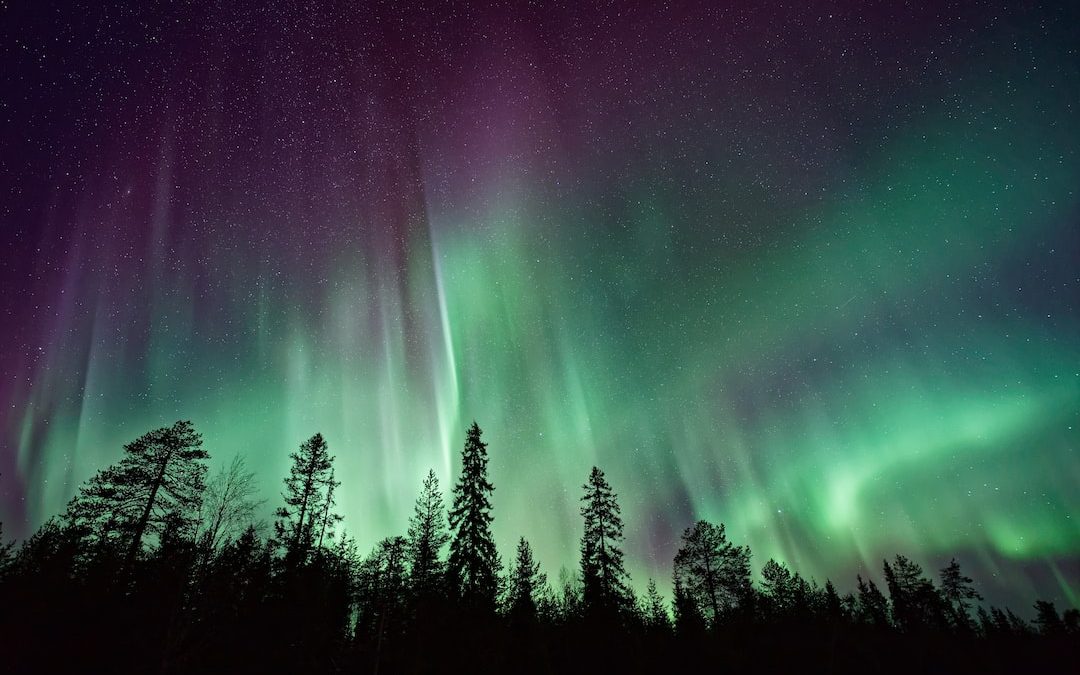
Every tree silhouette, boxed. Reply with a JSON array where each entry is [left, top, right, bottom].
[[407, 469, 449, 601], [761, 558, 799, 620], [672, 520, 751, 629], [275, 433, 338, 564], [446, 422, 500, 612], [1064, 608, 1080, 634], [642, 579, 670, 632], [672, 576, 705, 638], [506, 537, 547, 625], [856, 573, 891, 627], [883, 554, 946, 631], [3, 419, 1078, 674], [939, 558, 981, 630], [197, 454, 263, 560], [1032, 600, 1064, 636], [355, 536, 410, 669], [821, 579, 845, 622], [579, 466, 630, 616], [0, 521, 14, 573], [66, 420, 207, 572]]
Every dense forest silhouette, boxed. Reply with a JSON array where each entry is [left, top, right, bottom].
[[1, 420, 1076, 673]]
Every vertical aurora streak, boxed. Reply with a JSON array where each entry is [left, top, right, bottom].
[[1, 1, 1077, 610]]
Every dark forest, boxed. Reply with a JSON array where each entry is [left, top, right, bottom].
[[1, 420, 1075, 674]]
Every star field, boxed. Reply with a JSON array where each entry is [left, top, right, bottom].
[[1, 1, 1078, 609]]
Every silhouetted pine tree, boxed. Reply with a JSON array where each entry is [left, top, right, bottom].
[[1063, 608, 1080, 635], [579, 466, 631, 617], [821, 579, 844, 622], [643, 579, 670, 632], [672, 520, 751, 629], [407, 469, 449, 601], [66, 420, 208, 572], [315, 468, 343, 549], [446, 422, 500, 612], [673, 576, 706, 638], [856, 573, 891, 627], [1005, 607, 1032, 635], [977, 606, 997, 637], [0, 521, 14, 573], [275, 433, 338, 564], [761, 558, 797, 620], [1033, 600, 1064, 636], [506, 537, 546, 626], [883, 555, 946, 631], [355, 536, 410, 669], [939, 558, 981, 631]]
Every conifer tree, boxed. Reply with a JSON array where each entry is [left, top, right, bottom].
[[761, 559, 796, 619], [856, 574, 891, 627], [579, 466, 630, 615], [506, 537, 546, 624], [883, 555, 946, 631], [939, 558, 981, 630], [672, 520, 751, 629], [446, 422, 499, 611], [673, 576, 705, 638], [407, 469, 450, 601], [275, 433, 339, 563], [821, 579, 844, 621], [67, 420, 208, 569], [643, 579, 670, 631], [0, 521, 14, 574], [355, 536, 410, 665], [1032, 600, 1064, 636]]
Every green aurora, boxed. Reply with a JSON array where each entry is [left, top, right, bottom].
[[2, 1, 1078, 611]]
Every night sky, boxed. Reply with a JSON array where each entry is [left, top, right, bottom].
[[1, 1, 1078, 610]]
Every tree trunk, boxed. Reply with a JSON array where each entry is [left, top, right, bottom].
[[124, 447, 173, 573]]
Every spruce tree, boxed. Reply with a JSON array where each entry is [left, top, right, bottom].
[[407, 469, 449, 600], [67, 420, 208, 569], [673, 576, 705, 638], [579, 466, 630, 615], [275, 433, 339, 563], [355, 536, 410, 665], [643, 579, 670, 631], [506, 537, 546, 624], [856, 574, 890, 627], [446, 422, 499, 611], [761, 558, 796, 619]]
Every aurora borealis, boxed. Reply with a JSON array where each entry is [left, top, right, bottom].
[[1, 0, 1077, 612]]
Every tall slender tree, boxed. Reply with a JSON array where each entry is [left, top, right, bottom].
[[856, 574, 891, 627], [446, 422, 499, 611], [579, 466, 630, 615], [407, 469, 449, 600], [642, 579, 670, 631], [275, 433, 338, 563], [671, 520, 751, 629], [939, 558, 981, 630], [67, 420, 208, 570], [506, 537, 546, 624], [316, 468, 343, 549], [355, 537, 410, 668]]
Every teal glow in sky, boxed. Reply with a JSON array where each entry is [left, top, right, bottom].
[[1, 1, 1077, 610]]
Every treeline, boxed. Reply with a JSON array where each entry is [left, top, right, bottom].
[[0, 420, 1076, 674]]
